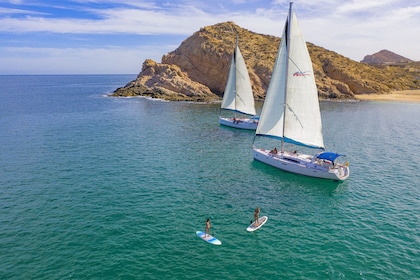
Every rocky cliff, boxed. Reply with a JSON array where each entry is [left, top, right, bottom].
[[113, 59, 218, 102], [113, 22, 419, 101]]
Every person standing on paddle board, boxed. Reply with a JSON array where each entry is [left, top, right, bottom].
[[205, 218, 211, 237], [254, 207, 260, 226]]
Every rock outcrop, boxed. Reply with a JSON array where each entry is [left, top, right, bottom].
[[361, 49, 413, 65], [113, 22, 419, 101], [113, 59, 218, 102], [160, 22, 278, 99]]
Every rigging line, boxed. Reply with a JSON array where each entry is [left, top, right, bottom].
[[233, 56, 251, 108], [284, 55, 305, 129], [288, 56, 310, 78], [285, 102, 304, 128], [235, 73, 251, 106]]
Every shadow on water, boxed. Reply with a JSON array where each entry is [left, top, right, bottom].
[[218, 123, 256, 134], [251, 160, 346, 196]]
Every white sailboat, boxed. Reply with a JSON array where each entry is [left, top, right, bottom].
[[252, 3, 349, 181], [219, 36, 258, 130]]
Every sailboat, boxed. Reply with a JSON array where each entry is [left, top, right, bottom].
[[252, 3, 349, 181], [219, 36, 258, 130]]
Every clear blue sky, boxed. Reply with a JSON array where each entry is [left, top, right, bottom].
[[1, 0, 419, 74]]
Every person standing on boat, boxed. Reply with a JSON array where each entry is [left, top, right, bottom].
[[254, 207, 260, 226], [205, 218, 211, 237]]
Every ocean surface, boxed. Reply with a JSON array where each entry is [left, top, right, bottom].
[[0, 75, 419, 279]]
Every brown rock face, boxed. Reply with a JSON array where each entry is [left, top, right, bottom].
[[113, 22, 419, 101], [361, 49, 413, 65], [113, 59, 218, 102], [161, 22, 278, 99]]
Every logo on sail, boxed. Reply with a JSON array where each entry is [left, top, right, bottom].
[[293, 71, 311, 77]]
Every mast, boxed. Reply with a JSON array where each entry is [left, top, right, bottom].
[[234, 34, 238, 114], [280, 2, 293, 153]]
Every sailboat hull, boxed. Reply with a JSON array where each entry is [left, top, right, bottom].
[[220, 117, 258, 130], [252, 148, 349, 181]]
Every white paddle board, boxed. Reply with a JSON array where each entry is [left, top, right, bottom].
[[196, 231, 222, 245], [247, 216, 268, 232]]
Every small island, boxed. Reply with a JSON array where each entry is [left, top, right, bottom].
[[112, 22, 419, 102]]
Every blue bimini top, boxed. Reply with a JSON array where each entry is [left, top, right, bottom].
[[315, 152, 345, 162]]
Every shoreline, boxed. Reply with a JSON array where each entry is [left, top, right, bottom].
[[355, 89, 420, 103], [109, 89, 420, 103]]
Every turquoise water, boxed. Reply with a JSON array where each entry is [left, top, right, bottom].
[[0, 75, 419, 279]]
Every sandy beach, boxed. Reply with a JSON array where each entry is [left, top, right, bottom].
[[355, 89, 420, 103]]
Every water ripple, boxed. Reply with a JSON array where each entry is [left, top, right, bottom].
[[1, 76, 419, 279]]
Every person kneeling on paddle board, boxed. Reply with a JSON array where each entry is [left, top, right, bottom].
[[254, 207, 260, 226], [205, 218, 211, 237]]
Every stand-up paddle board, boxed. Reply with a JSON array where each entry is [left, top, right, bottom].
[[247, 216, 268, 232], [196, 231, 222, 245]]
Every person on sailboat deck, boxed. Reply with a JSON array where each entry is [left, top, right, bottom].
[[254, 207, 260, 226], [269, 147, 278, 154], [233, 118, 242, 124]]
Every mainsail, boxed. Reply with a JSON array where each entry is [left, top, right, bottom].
[[256, 9, 324, 149], [221, 39, 256, 116]]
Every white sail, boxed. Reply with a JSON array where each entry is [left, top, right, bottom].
[[221, 56, 236, 110], [256, 10, 324, 149], [255, 20, 288, 141], [221, 42, 256, 116]]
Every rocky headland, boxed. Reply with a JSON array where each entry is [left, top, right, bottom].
[[112, 22, 419, 102]]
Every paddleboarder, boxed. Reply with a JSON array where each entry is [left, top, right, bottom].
[[205, 218, 211, 237], [254, 207, 260, 226]]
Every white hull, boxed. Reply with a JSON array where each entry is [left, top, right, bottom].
[[252, 148, 349, 181], [220, 117, 258, 130]]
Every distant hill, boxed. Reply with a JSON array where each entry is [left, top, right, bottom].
[[361, 49, 413, 65], [113, 22, 419, 101]]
